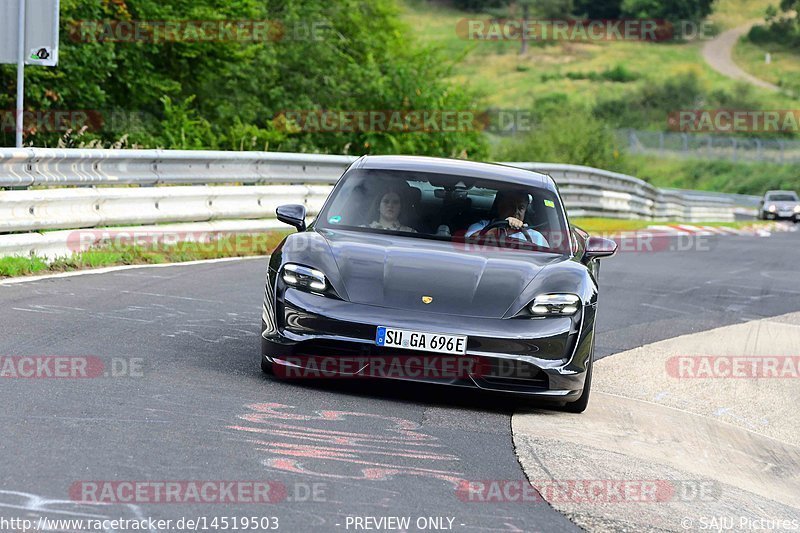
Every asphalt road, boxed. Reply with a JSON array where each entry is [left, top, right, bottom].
[[701, 21, 780, 92], [0, 228, 798, 533]]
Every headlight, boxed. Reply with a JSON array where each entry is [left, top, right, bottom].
[[768, 205, 777, 212], [794, 205, 800, 213], [530, 294, 580, 317], [282, 263, 327, 293]]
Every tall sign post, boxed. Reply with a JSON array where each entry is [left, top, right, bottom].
[[0, 0, 60, 147]]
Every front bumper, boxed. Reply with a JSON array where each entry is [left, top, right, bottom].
[[764, 211, 800, 221], [262, 288, 595, 401]]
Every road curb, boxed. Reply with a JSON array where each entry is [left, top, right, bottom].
[[512, 312, 800, 531]]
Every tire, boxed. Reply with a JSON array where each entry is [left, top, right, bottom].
[[562, 355, 593, 414]]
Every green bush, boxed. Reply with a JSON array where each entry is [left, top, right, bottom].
[[592, 72, 784, 137], [623, 155, 800, 194], [561, 64, 639, 82], [745, 1, 800, 47], [620, 0, 717, 24], [493, 108, 627, 170]]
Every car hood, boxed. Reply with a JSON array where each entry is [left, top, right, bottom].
[[320, 229, 564, 318]]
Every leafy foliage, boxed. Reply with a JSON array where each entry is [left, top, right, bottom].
[[439, 0, 716, 23], [0, 0, 488, 158], [493, 106, 626, 170], [620, 0, 717, 24], [748, 0, 800, 48], [591, 72, 787, 138]]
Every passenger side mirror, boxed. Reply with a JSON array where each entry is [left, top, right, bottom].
[[584, 236, 617, 260], [276, 204, 307, 232]]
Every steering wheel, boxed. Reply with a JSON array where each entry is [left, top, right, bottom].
[[477, 220, 534, 244]]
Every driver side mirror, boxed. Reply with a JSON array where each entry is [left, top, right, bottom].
[[584, 236, 617, 260], [276, 204, 307, 232]]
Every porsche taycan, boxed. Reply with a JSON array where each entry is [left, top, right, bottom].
[[261, 156, 617, 412]]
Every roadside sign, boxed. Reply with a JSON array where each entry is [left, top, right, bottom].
[[0, 0, 60, 66], [0, 0, 60, 147]]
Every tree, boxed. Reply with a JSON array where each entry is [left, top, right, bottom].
[[620, 0, 717, 25], [0, 0, 489, 159], [572, 0, 623, 18]]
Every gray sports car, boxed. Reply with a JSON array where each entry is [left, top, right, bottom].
[[260, 156, 617, 412]]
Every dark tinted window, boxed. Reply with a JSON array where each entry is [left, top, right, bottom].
[[317, 170, 570, 254], [767, 193, 799, 202]]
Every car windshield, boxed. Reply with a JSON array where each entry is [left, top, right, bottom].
[[316, 169, 571, 254], [767, 193, 799, 202]]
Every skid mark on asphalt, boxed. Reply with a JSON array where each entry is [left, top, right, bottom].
[[8, 295, 256, 343], [229, 402, 466, 487], [11, 304, 87, 314], [227, 404, 544, 531], [0, 490, 156, 533], [162, 313, 258, 343], [9, 301, 185, 323]]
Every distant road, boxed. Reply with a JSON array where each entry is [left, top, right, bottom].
[[702, 21, 780, 92]]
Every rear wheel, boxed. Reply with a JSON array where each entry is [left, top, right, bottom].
[[562, 356, 593, 413]]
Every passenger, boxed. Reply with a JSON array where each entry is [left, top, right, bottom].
[[466, 190, 548, 246], [366, 190, 417, 233]]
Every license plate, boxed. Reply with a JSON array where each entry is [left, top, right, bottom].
[[375, 327, 467, 355]]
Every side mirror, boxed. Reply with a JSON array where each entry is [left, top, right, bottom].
[[584, 236, 617, 260], [276, 204, 307, 232]]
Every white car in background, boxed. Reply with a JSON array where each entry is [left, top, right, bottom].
[[758, 190, 800, 222]]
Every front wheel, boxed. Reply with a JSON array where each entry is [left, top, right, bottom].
[[562, 356, 593, 413], [260, 356, 274, 375]]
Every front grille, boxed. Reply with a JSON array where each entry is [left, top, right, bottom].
[[289, 340, 550, 390], [477, 358, 549, 389]]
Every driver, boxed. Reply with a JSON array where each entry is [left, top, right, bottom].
[[465, 190, 548, 247]]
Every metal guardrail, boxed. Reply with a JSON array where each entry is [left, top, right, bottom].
[[0, 148, 356, 187], [0, 149, 753, 259]]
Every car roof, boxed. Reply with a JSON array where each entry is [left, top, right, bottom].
[[356, 155, 557, 192]]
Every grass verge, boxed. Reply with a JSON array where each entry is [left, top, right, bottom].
[[0, 231, 290, 279], [572, 218, 770, 233], [399, 0, 793, 112], [733, 37, 800, 93]]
